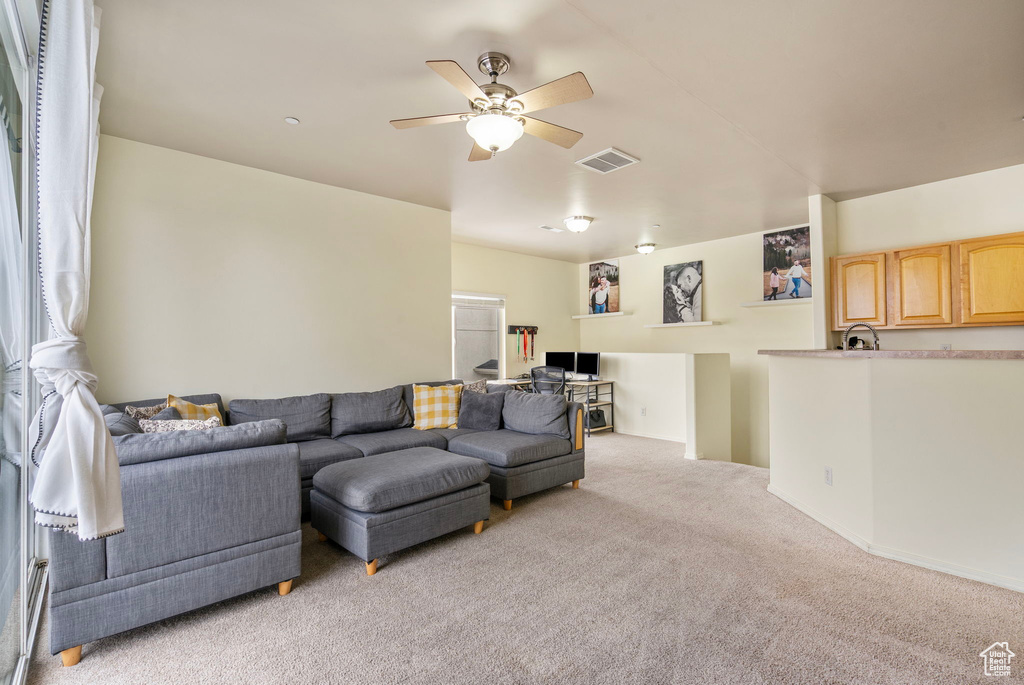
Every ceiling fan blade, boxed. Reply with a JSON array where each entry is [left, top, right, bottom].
[[390, 113, 471, 129], [521, 116, 584, 149], [426, 60, 488, 103], [469, 143, 493, 162], [510, 72, 593, 114]]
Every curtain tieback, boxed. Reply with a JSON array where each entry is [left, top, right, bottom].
[[29, 336, 97, 396]]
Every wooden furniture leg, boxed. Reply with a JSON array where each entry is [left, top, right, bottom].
[[503, 500, 512, 511], [473, 520, 484, 534], [278, 580, 293, 596], [365, 559, 378, 576], [60, 646, 82, 667], [572, 480, 580, 489], [317, 531, 327, 542]]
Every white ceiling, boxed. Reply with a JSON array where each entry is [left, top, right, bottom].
[[93, 0, 1024, 263]]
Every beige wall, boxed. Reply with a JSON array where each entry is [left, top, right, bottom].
[[451, 243, 579, 378], [836, 163, 1024, 350], [577, 234, 814, 468], [767, 355, 1024, 592], [88, 136, 453, 402]]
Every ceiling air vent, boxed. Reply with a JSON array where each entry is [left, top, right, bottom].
[[575, 147, 640, 175], [539, 225, 564, 233]]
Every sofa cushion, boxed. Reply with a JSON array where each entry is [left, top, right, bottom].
[[338, 427, 446, 456], [401, 379, 461, 421], [501, 391, 570, 438], [230, 394, 331, 442], [458, 389, 504, 431], [446, 429, 572, 468], [104, 411, 141, 437], [151, 406, 182, 421], [430, 428, 480, 444], [296, 438, 363, 480], [113, 419, 287, 466], [312, 447, 489, 513], [331, 386, 411, 437]]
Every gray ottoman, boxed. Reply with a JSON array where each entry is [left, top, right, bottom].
[[310, 446, 491, 575]]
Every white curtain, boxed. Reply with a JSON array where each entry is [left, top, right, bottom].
[[28, 0, 123, 541]]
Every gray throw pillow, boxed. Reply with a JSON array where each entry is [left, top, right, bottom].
[[331, 386, 411, 438], [151, 406, 182, 420], [458, 389, 504, 431], [229, 394, 331, 442], [501, 391, 569, 438], [104, 411, 142, 437]]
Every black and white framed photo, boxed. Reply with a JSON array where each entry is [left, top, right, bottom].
[[587, 259, 619, 314], [663, 261, 703, 323]]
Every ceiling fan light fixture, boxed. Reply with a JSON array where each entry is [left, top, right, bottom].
[[563, 216, 593, 233], [635, 243, 657, 255], [465, 112, 524, 153]]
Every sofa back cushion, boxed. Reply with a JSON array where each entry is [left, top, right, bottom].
[[458, 389, 504, 431], [113, 419, 287, 466], [501, 391, 570, 438], [402, 379, 461, 421], [230, 394, 331, 442], [331, 386, 411, 438]]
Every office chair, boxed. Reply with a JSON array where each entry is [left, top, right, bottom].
[[530, 366, 566, 395]]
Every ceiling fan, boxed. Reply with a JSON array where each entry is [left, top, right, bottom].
[[390, 52, 593, 161]]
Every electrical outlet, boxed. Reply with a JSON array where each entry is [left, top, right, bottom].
[[640, 406, 647, 416], [940, 344, 952, 351], [824, 466, 833, 487]]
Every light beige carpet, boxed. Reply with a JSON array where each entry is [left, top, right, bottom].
[[27, 433, 1023, 684]]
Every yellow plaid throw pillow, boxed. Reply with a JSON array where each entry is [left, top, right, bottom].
[[412, 384, 463, 430], [167, 394, 224, 423]]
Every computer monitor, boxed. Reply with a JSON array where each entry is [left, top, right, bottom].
[[575, 352, 600, 380], [545, 352, 576, 373]]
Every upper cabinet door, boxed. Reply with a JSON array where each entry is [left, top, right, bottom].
[[832, 253, 887, 329], [892, 244, 952, 326], [957, 232, 1024, 325]]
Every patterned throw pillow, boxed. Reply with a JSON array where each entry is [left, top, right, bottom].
[[412, 384, 463, 430], [463, 379, 488, 394], [124, 403, 167, 420], [139, 416, 222, 433], [167, 394, 223, 423]]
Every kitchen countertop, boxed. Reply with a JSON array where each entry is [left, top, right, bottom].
[[758, 349, 1024, 360]]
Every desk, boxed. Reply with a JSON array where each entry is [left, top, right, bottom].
[[567, 380, 614, 436]]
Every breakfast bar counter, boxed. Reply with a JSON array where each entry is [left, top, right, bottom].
[[760, 349, 1024, 592]]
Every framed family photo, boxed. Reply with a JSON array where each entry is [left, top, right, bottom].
[[663, 261, 703, 323], [763, 226, 812, 300], [587, 260, 619, 314]]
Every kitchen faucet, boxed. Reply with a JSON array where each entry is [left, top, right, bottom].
[[843, 322, 881, 350]]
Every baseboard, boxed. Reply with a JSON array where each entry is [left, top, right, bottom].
[[767, 484, 1024, 594], [612, 429, 685, 443]]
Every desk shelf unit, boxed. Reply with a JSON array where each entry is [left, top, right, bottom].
[[568, 380, 614, 437]]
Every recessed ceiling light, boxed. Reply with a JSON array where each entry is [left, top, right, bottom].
[[635, 243, 657, 255], [563, 216, 593, 233], [284, 117, 300, 125]]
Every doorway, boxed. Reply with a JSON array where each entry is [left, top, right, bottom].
[[452, 292, 505, 382]]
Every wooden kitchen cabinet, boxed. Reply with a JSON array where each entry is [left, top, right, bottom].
[[957, 232, 1024, 325], [891, 244, 952, 326], [832, 252, 887, 328]]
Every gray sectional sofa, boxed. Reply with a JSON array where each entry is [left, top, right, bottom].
[[49, 382, 585, 664]]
